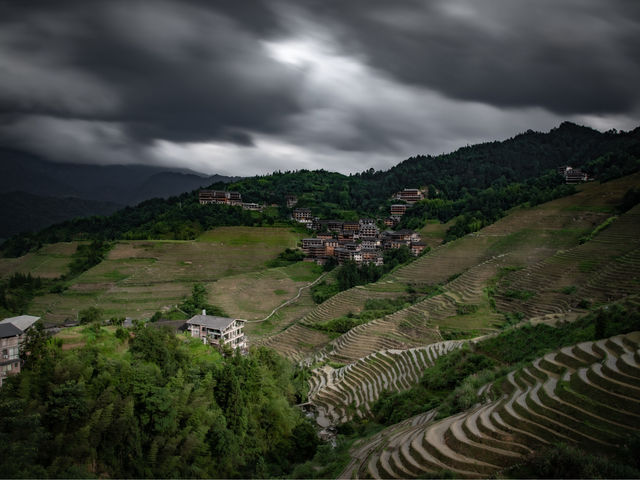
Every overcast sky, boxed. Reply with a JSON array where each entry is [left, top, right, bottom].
[[1, 0, 639, 176]]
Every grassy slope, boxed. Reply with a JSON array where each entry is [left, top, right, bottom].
[[0, 242, 81, 279], [20, 227, 305, 324], [258, 173, 638, 363]]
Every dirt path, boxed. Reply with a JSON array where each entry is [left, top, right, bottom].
[[245, 271, 329, 323]]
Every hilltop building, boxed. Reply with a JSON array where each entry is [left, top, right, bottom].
[[199, 190, 265, 211], [186, 311, 246, 351], [293, 208, 313, 224], [0, 315, 40, 387], [394, 188, 425, 203], [390, 204, 408, 217], [557, 166, 589, 184], [199, 190, 242, 205]]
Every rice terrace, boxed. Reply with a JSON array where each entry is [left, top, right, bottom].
[[1, 4, 640, 475]]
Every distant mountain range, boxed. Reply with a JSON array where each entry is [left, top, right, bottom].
[[0, 148, 240, 238]]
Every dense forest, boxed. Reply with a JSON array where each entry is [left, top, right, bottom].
[[0, 324, 318, 478], [2, 122, 639, 257]]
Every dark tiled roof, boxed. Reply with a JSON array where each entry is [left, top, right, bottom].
[[187, 315, 242, 331], [0, 323, 22, 338], [1, 315, 39, 331]]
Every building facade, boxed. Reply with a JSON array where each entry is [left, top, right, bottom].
[[293, 208, 312, 223], [199, 190, 243, 205], [186, 311, 246, 351], [394, 188, 424, 203], [0, 315, 40, 387]]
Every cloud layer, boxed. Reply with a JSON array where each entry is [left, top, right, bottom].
[[1, 0, 638, 175]]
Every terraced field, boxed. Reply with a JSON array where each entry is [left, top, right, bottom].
[[391, 235, 497, 286], [0, 241, 80, 279], [308, 341, 464, 426], [260, 177, 638, 365], [209, 262, 322, 321], [346, 331, 640, 479], [495, 205, 640, 317], [312, 258, 504, 365], [26, 227, 304, 324], [255, 324, 331, 362], [299, 283, 406, 326]]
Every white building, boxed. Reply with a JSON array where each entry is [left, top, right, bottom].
[[186, 311, 246, 350], [0, 315, 40, 387]]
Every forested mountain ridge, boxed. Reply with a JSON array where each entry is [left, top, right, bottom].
[[214, 122, 640, 209], [2, 122, 639, 256]]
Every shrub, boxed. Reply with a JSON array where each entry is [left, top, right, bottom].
[[79, 307, 102, 324]]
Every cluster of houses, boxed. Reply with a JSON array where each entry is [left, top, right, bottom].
[[292, 188, 428, 266], [198, 190, 263, 211], [0, 315, 39, 387], [299, 219, 426, 266], [557, 166, 589, 184]]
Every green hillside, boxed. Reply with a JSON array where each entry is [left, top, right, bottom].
[[3, 122, 639, 256], [0, 127, 639, 479]]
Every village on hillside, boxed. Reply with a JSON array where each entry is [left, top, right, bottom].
[[199, 187, 429, 266], [293, 188, 428, 266]]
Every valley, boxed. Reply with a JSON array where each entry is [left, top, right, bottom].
[[1, 137, 639, 479]]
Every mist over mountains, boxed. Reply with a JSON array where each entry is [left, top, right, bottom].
[[0, 148, 239, 238]]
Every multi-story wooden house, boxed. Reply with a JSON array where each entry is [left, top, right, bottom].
[[360, 239, 379, 250], [359, 222, 379, 238], [186, 311, 246, 351], [384, 217, 398, 228], [199, 190, 243, 205], [361, 249, 384, 266], [342, 221, 360, 235], [228, 192, 243, 206], [302, 238, 325, 257], [293, 208, 313, 223], [390, 204, 408, 216], [324, 239, 339, 256], [0, 324, 21, 388], [334, 247, 353, 264], [394, 188, 424, 203], [0, 315, 40, 387], [411, 242, 427, 256]]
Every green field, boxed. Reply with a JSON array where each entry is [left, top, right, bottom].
[[0, 242, 81, 279], [196, 226, 302, 247], [209, 261, 323, 321], [21, 227, 306, 324]]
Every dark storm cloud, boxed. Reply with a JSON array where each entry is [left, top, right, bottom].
[[0, 0, 638, 175], [303, 0, 640, 115], [0, 0, 302, 144]]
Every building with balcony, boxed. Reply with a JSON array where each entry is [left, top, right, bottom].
[[0, 315, 40, 387], [394, 188, 424, 203], [390, 204, 408, 216], [186, 311, 246, 351], [360, 222, 380, 238], [293, 208, 313, 223], [199, 190, 243, 205], [302, 238, 326, 258]]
